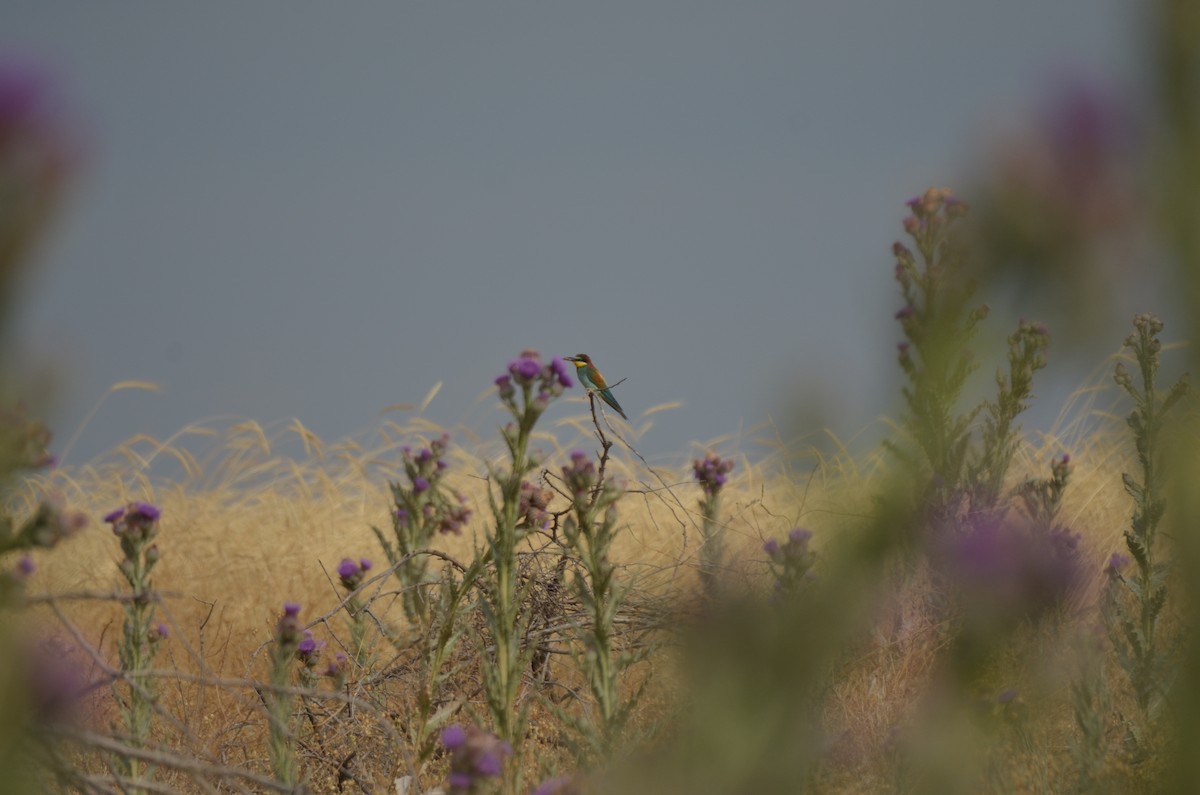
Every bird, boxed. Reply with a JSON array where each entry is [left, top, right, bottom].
[[566, 354, 628, 420]]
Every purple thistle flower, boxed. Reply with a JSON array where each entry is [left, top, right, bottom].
[[693, 452, 735, 497], [297, 630, 323, 657], [275, 603, 302, 647], [448, 772, 473, 790], [763, 538, 779, 556], [438, 502, 472, 535], [518, 480, 553, 528], [103, 507, 125, 524], [296, 630, 327, 668], [338, 556, 372, 590], [509, 353, 542, 383], [562, 449, 597, 496], [412, 477, 430, 493], [550, 356, 574, 389], [129, 502, 160, 522], [360, 558, 372, 571]]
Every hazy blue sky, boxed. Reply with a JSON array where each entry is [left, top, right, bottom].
[[3, 2, 1144, 465]]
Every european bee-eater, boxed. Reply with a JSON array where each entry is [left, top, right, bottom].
[[566, 354, 627, 420]]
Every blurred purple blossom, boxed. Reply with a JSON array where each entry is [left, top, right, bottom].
[[931, 513, 1082, 626], [0, 58, 72, 167], [25, 635, 86, 725], [0, 62, 51, 129], [532, 774, 580, 795], [440, 723, 467, 750], [1104, 552, 1129, 577], [441, 723, 512, 792]]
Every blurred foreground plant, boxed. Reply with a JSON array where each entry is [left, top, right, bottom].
[[890, 188, 989, 517], [1103, 314, 1187, 757], [440, 723, 513, 794], [0, 59, 88, 795]]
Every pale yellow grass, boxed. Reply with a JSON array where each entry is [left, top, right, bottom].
[[19, 376, 1137, 669], [17, 401, 833, 674], [10, 377, 1145, 790]]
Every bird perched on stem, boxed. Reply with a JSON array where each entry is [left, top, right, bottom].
[[566, 354, 627, 420]]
